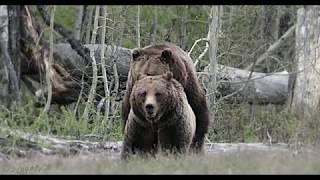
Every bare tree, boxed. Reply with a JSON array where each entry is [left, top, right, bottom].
[[245, 24, 296, 71], [42, 6, 56, 114], [207, 6, 221, 121], [117, 6, 127, 47], [291, 7, 320, 118], [8, 6, 21, 92], [74, 5, 83, 41], [0, 5, 10, 107], [100, 6, 110, 121], [82, 6, 100, 120], [85, 6, 94, 44], [0, 5, 20, 109]]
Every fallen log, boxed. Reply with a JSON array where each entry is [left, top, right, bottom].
[[200, 65, 289, 104], [0, 127, 122, 158], [0, 127, 293, 160]]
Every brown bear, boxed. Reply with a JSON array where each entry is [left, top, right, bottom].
[[121, 42, 209, 154], [120, 72, 196, 160]]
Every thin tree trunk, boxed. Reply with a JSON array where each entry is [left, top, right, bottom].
[[79, 5, 87, 43], [274, 7, 281, 40], [99, 6, 110, 122], [228, 6, 235, 31], [208, 6, 221, 122], [0, 5, 9, 107], [112, 46, 120, 98], [85, 6, 94, 45], [74, 5, 83, 41], [97, 7, 104, 44], [82, 6, 100, 120], [7, 5, 21, 106], [118, 6, 126, 46], [42, 6, 56, 114], [136, 6, 140, 48], [0, 5, 19, 109]]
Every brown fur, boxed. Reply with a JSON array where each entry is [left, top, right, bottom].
[[121, 42, 209, 153], [120, 73, 196, 160]]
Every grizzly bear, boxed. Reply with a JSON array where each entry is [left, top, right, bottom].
[[120, 72, 196, 160], [121, 42, 209, 154]]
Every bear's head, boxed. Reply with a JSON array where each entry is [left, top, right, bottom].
[[130, 72, 178, 123], [130, 48, 175, 82]]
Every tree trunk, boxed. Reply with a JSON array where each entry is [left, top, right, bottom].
[[42, 6, 55, 114], [74, 5, 83, 41], [99, 6, 110, 121], [228, 6, 235, 32], [208, 6, 220, 120], [79, 5, 87, 43], [85, 6, 94, 45], [291, 7, 320, 118], [96, 6, 104, 44], [82, 6, 100, 120], [0, 5, 20, 109], [0, 5, 9, 107], [7, 6, 21, 90], [117, 6, 126, 46]]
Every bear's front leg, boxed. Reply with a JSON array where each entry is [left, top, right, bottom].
[[120, 119, 157, 160], [158, 124, 192, 156]]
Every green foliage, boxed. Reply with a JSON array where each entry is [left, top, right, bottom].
[[0, 100, 123, 142], [54, 5, 78, 32], [208, 101, 320, 146]]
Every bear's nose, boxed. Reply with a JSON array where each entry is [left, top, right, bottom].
[[145, 104, 154, 114]]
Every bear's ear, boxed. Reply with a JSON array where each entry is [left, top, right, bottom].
[[163, 72, 173, 81], [132, 48, 142, 61], [137, 73, 147, 80], [160, 48, 173, 63]]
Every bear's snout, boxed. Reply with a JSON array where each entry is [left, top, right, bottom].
[[145, 104, 155, 115]]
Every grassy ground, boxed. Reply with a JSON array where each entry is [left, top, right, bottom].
[[1, 82, 320, 174], [0, 150, 319, 174]]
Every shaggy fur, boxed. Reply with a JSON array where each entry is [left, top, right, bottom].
[[121, 42, 209, 153], [121, 73, 196, 160]]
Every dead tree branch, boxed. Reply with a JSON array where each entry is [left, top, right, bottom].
[[245, 24, 296, 71]]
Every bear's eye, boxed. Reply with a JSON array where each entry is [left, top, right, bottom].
[[139, 91, 147, 97], [155, 92, 162, 97]]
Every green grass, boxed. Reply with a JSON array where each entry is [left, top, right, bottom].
[[0, 95, 123, 142], [1, 150, 320, 174], [209, 102, 313, 145]]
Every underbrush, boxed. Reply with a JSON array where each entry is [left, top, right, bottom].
[[1, 96, 320, 152]]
